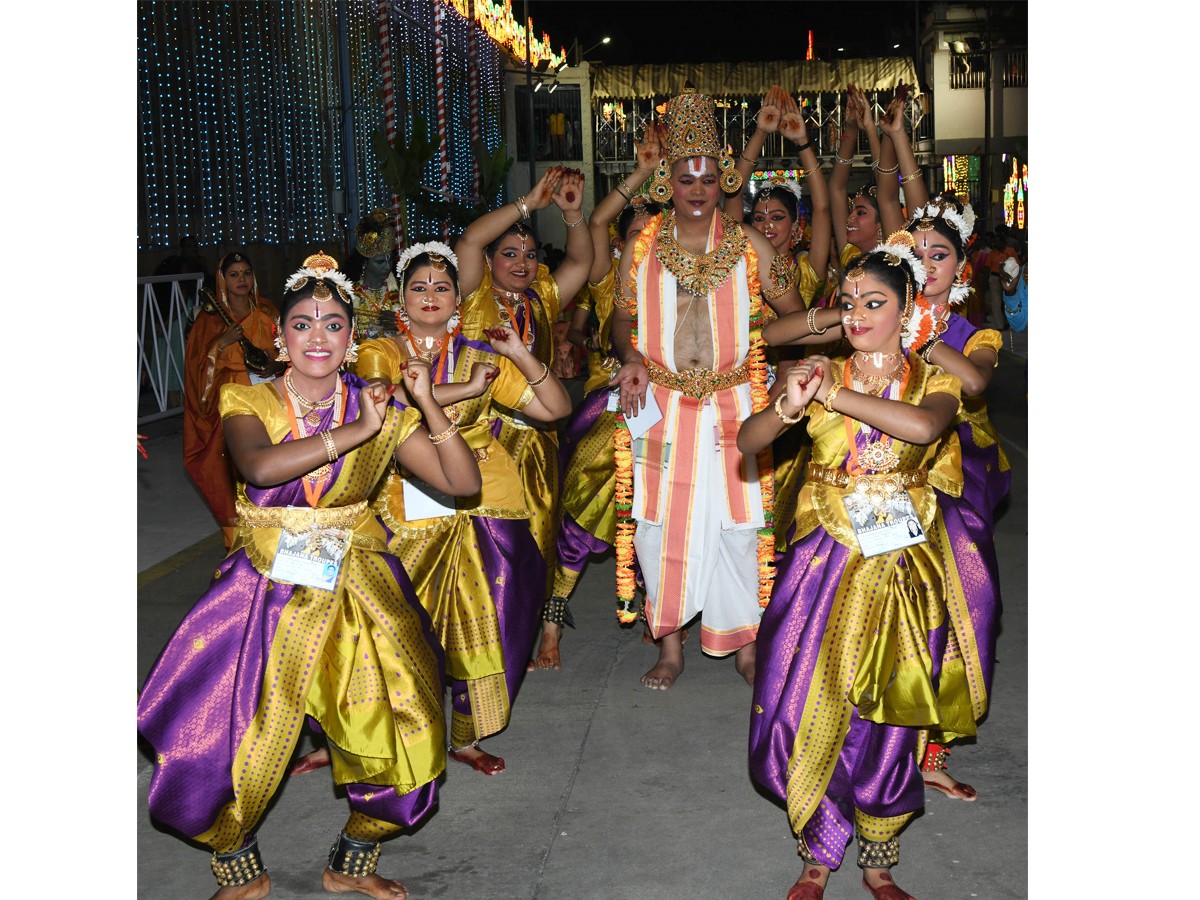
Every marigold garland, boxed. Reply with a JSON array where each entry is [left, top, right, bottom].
[[612, 213, 776, 618], [613, 212, 662, 623]]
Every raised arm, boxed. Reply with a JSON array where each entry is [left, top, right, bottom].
[[724, 87, 784, 217], [485, 324, 572, 421], [829, 89, 861, 258], [589, 124, 662, 282], [879, 87, 929, 215], [779, 92, 831, 278], [457, 167, 565, 298], [747, 226, 803, 316], [393, 360, 482, 496], [548, 169, 594, 303]]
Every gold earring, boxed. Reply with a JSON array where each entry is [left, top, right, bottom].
[[650, 160, 673, 202], [274, 335, 290, 362]]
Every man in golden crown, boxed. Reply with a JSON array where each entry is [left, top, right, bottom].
[[611, 87, 805, 690]]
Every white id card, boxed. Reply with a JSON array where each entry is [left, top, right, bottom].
[[269, 525, 350, 589], [606, 387, 621, 412], [842, 490, 927, 558], [624, 387, 663, 441], [402, 476, 457, 520]]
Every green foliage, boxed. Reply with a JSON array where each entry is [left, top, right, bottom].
[[374, 115, 515, 233]]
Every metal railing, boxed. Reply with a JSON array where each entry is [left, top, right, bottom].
[[138, 273, 203, 424], [949, 50, 987, 90], [593, 88, 933, 178], [1003, 48, 1027, 88]]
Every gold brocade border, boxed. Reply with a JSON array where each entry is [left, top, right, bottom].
[[236, 499, 369, 532]]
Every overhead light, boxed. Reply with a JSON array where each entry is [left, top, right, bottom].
[[837, 47, 844, 52], [601, 36, 611, 44], [893, 43, 900, 49], [555, 59, 569, 73], [548, 80, 559, 94], [534, 78, 543, 92]]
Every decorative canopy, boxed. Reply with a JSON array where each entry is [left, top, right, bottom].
[[591, 57, 921, 100]]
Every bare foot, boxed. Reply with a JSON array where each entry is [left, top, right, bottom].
[[290, 746, 331, 776], [922, 767, 977, 801], [535, 622, 562, 669], [211, 874, 271, 900], [322, 868, 407, 898], [787, 862, 830, 899], [862, 867, 915, 898], [640, 630, 684, 690], [734, 640, 756, 687], [447, 744, 505, 775]]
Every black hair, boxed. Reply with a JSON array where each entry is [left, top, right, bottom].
[[279, 276, 355, 325], [398, 251, 461, 293], [617, 202, 664, 242], [220, 249, 253, 273], [485, 223, 541, 259], [840, 249, 917, 309], [753, 185, 800, 222]]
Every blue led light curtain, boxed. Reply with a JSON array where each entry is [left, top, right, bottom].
[[138, 1, 506, 251]]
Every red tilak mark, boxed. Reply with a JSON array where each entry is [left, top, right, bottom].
[[807, 869, 821, 879], [632, 377, 639, 385]]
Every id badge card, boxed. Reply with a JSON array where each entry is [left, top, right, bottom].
[[606, 387, 620, 412], [842, 489, 927, 558], [403, 476, 457, 520], [269, 524, 350, 589], [624, 387, 663, 441]]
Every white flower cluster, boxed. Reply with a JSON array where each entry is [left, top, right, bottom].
[[869, 237, 928, 288], [395, 241, 459, 278], [284, 266, 355, 296]]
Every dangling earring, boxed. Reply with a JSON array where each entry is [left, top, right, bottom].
[[719, 153, 742, 193], [396, 300, 410, 328], [446, 303, 461, 335], [343, 325, 359, 365], [650, 159, 673, 202], [274, 333, 290, 363]]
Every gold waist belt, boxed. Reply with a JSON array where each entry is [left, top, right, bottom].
[[644, 358, 752, 399], [805, 462, 928, 491], [236, 499, 369, 533]]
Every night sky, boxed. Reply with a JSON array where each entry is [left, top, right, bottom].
[[520, 0, 926, 66]]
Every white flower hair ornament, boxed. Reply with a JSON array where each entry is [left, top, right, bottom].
[[395, 241, 459, 279], [284, 252, 355, 303], [757, 174, 804, 205], [911, 200, 976, 252], [870, 231, 928, 288]]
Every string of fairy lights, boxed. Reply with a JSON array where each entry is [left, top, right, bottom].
[[138, 1, 507, 252]]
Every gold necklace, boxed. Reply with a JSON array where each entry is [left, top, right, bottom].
[[284, 369, 340, 427], [850, 353, 907, 396], [654, 210, 748, 297]]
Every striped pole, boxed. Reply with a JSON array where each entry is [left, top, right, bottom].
[[377, 0, 405, 246], [434, 1, 450, 237], [467, 0, 481, 199]]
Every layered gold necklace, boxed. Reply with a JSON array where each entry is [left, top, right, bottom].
[[654, 210, 747, 297]]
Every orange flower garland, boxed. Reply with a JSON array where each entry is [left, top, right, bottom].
[[742, 241, 776, 609], [613, 213, 661, 623], [612, 214, 776, 619]]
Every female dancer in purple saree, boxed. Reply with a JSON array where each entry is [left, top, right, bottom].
[[358, 244, 572, 777], [739, 237, 967, 900], [906, 195, 1009, 800], [138, 254, 481, 900]]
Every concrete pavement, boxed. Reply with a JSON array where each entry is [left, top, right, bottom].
[[137, 351, 1027, 899]]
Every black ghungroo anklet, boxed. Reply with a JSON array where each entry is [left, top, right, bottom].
[[327, 831, 381, 878], [857, 834, 900, 869], [542, 595, 575, 628], [211, 837, 266, 887]]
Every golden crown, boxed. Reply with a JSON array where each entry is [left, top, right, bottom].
[[355, 209, 396, 258], [661, 88, 724, 164]]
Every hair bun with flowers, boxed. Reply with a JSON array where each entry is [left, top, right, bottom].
[[395, 241, 459, 280], [871, 230, 928, 287]]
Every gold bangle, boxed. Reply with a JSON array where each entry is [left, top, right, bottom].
[[920, 338, 942, 363], [807, 307, 828, 336], [515, 196, 530, 220], [773, 392, 804, 425], [562, 211, 586, 228], [834, 152, 855, 165], [823, 382, 842, 412], [899, 169, 922, 185], [615, 183, 633, 201], [528, 362, 550, 387], [321, 430, 338, 463], [875, 162, 900, 175], [740, 152, 759, 164], [428, 423, 458, 445]]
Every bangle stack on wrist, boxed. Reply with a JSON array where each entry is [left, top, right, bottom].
[[515, 196, 530, 220], [806, 307, 828, 336], [562, 211, 586, 228], [823, 382, 842, 412], [429, 423, 458, 445], [528, 362, 550, 387]]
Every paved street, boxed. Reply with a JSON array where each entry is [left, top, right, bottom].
[[137, 350, 1027, 899]]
